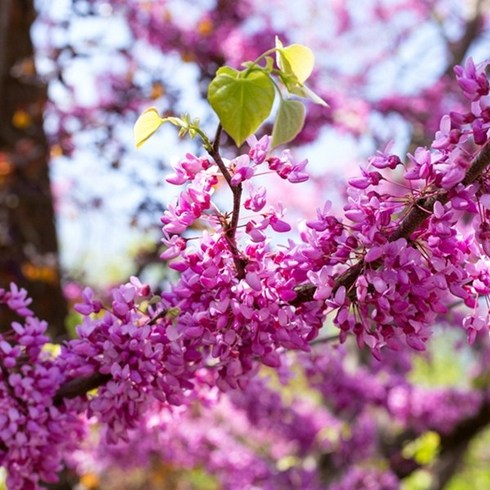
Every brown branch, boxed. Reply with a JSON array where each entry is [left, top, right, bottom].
[[53, 372, 111, 406], [207, 124, 247, 278], [429, 398, 490, 489], [208, 123, 233, 186], [212, 123, 223, 157], [389, 142, 490, 243]]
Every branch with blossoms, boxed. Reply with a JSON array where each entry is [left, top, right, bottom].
[[295, 137, 490, 306], [57, 51, 490, 418], [53, 51, 490, 425], [2, 39, 490, 489]]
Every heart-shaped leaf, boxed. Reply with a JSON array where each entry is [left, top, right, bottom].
[[134, 107, 164, 148], [271, 99, 306, 148], [275, 37, 315, 84], [208, 67, 275, 146]]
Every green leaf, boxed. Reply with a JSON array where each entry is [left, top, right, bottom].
[[217, 66, 239, 77], [275, 37, 328, 107], [271, 99, 305, 148], [208, 67, 275, 146], [134, 107, 164, 148], [275, 36, 314, 84]]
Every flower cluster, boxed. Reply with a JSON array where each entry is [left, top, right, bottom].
[[0, 284, 84, 490], [298, 57, 490, 355], [62, 279, 202, 443]]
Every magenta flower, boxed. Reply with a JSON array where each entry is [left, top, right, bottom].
[[454, 58, 490, 101]]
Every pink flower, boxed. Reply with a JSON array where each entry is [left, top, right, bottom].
[[368, 142, 401, 170], [454, 58, 490, 101]]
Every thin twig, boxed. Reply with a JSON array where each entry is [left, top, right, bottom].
[[208, 124, 233, 186], [213, 123, 223, 154], [206, 125, 246, 278], [309, 334, 340, 346]]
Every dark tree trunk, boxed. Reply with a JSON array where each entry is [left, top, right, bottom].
[[0, 0, 67, 338]]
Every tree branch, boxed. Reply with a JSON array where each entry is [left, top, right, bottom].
[[207, 124, 247, 278], [53, 372, 111, 406], [295, 141, 490, 303]]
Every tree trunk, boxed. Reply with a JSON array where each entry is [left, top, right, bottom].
[[0, 0, 67, 338]]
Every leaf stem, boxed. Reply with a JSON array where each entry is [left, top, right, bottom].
[[243, 48, 278, 76]]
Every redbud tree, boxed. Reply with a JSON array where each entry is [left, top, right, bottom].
[[2, 1, 490, 489]]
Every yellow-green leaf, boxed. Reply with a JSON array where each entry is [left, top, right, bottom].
[[275, 36, 315, 84], [271, 99, 305, 148], [208, 67, 275, 147], [134, 107, 164, 148]]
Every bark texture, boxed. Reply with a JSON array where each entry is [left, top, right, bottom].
[[0, 0, 67, 337]]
